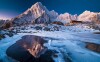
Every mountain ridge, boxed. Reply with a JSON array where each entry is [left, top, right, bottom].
[[0, 2, 100, 28]]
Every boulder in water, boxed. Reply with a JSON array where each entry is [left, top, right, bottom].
[[6, 35, 54, 62]]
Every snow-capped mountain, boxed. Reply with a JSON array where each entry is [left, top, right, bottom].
[[11, 2, 79, 26], [1, 2, 100, 28], [49, 10, 59, 21], [11, 2, 58, 25], [56, 13, 78, 24], [78, 11, 100, 23]]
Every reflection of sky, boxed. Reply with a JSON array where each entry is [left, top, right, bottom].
[[0, 0, 100, 20]]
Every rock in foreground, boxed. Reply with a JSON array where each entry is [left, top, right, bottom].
[[86, 42, 100, 53], [6, 35, 54, 62]]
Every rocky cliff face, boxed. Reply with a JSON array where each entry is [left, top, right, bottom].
[[11, 2, 47, 25], [34, 12, 50, 24], [11, 2, 58, 26], [0, 19, 12, 29]]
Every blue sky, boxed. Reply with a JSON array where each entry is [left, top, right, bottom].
[[0, 0, 100, 19]]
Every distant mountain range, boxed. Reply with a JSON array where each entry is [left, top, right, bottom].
[[0, 2, 100, 28]]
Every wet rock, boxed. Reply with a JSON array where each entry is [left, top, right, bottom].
[[86, 42, 100, 53], [6, 35, 54, 62]]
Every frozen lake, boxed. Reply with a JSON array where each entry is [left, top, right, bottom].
[[0, 31, 100, 62]]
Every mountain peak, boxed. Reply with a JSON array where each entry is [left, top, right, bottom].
[[78, 10, 100, 22], [27, 2, 49, 17], [35, 2, 42, 6], [30, 2, 47, 12], [11, 2, 51, 25], [31, 2, 43, 9]]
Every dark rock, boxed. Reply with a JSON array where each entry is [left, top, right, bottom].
[[0, 34, 5, 40], [70, 20, 82, 24], [0, 20, 12, 29], [52, 21, 64, 25], [94, 32, 100, 34], [43, 27, 51, 31], [6, 35, 54, 62], [86, 42, 100, 53], [35, 26, 42, 30], [53, 26, 59, 31], [6, 33, 13, 37], [2, 21, 12, 29], [65, 20, 83, 26], [37, 50, 54, 62]]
